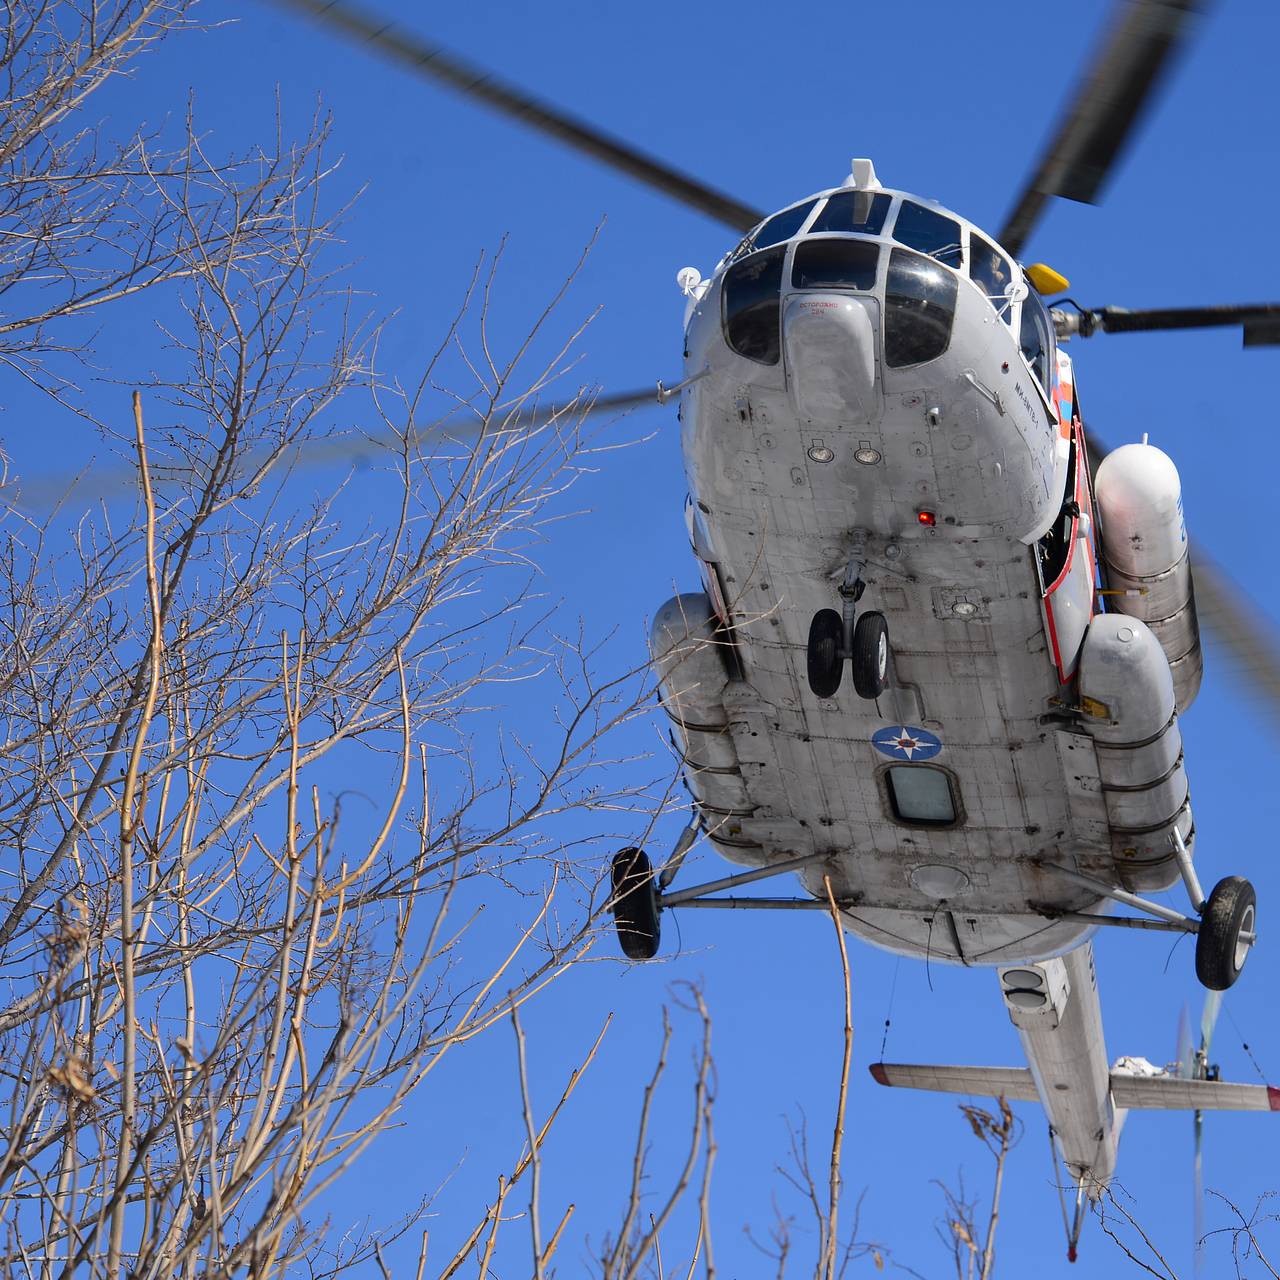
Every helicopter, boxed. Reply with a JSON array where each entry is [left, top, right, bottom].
[[274, 0, 1280, 1258]]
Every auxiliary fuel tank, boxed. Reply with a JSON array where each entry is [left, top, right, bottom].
[[1094, 442, 1202, 709], [649, 593, 760, 864], [1077, 613, 1193, 892]]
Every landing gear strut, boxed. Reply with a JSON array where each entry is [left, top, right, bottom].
[[806, 556, 889, 700], [608, 824, 834, 960], [1043, 829, 1258, 993], [1170, 826, 1257, 992]]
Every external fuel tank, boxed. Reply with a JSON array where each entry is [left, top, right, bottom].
[[1094, 442, 1202, 709], [1078, 613, 1193, 891]]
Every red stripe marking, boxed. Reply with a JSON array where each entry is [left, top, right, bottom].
[[870, 1062, 890, 1087], [1267, 1086, 1280, 1112]]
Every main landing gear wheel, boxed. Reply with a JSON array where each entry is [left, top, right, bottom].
[[1195, 875, 1256, 991], [611, 847, 660, 960], [851, 611, 889, 700], [807, 609, 844, 698]]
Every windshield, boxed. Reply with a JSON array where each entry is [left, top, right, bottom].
[[722, 246, 785, 365], [884, 248, 957, 367], [808, 190, 891, 236], [729, 200, 818, 262], [791, 239, 880, 291], [1020, 288, 1054, 393], [970, 232, 1014, 323], [893, 201, 963, 269]]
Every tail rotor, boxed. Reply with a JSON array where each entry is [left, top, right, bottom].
[[1175, 991, 1224, 1269]]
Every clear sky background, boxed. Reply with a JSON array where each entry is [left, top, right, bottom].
[[10, 0, 1280, 1274]]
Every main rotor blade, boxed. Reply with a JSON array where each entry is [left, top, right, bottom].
[[998, 0, 1205, 258], [1188, 546, 1280, 724], [9, 384, 671, 510], [1073, 304, 1280, 344], [271, 0, 765, 233]]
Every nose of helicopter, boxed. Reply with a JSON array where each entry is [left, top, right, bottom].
[[782, 292, 879, 426]]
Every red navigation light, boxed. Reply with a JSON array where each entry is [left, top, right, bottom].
[[917, 510, 936, 527]]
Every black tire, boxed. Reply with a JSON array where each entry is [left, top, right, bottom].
[[611, 847, 660, 960], [851, 611, 890, 699], [1195, 875, 1257, 991], [807, 609, 844, 698]]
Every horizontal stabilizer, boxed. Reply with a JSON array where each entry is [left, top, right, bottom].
[[869, 1062, 1038, 1102], [871, 1061, 1280, 1113], [1111, 1074, 1280, 1112]]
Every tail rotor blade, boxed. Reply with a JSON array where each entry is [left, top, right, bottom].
[[1175, 1003, 1194, 1078], [1200, 989, 1224, 1063], [1193, 1106, 1206, 1272], [1191, 990, 1222, 1272]]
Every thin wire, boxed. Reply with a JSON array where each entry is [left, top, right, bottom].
[[669, 907, 686, 960], [1161, 928, 1190, 974], [1224, 1003, 1270, 1082], [878, 957, 902, 1061]]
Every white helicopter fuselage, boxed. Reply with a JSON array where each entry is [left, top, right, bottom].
[[663, 173, 1196, 969], [650, 167, 1214, 1200]]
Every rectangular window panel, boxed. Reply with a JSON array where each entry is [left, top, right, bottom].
[[893, 202, 963, 267], [791, 239, 880, 291], [886, 766, 956, 824]]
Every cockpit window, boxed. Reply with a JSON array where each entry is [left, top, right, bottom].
[[884, 248, 956, 368], [970, 233, 1015, 324], [1020, 287, 1054, 394], [728, 200, 818, 262], [722, 246, 785, 365], [791, 239, 880, 291], [893, 202, 963, 268], [807, 190, 891, 236]]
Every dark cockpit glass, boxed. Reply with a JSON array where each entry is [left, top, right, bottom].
[[808, 190, 891, 236], [722, 246, 785, 365], [1020, 287, 1054, 394], [893, 201, 963, 268], [969, 232, 1014, 323], [884, 248, 957, 368], [728, 200, 818, 262], [753, 199, 818, 249], [791, 239, 880, 291]]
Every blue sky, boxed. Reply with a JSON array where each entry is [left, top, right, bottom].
[[12, 0, 1280, 1273]]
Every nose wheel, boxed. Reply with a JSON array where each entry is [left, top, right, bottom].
[[851, 611, 889, 699], [807, 610, 844, 697], [806, 556, 889, 700]]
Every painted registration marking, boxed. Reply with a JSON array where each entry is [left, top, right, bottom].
[[872, 725, 942, 761]]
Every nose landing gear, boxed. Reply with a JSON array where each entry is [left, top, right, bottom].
[[851, 611, 889, 699], [806, 556, 889, 700]]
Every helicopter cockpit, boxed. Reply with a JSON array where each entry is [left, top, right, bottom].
[[718, 187, 1056, 398]]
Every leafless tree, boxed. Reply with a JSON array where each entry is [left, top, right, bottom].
[[0, 4, 663, 1274]]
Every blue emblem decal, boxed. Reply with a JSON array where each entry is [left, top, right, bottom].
[[872, 725, 942, 761]]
